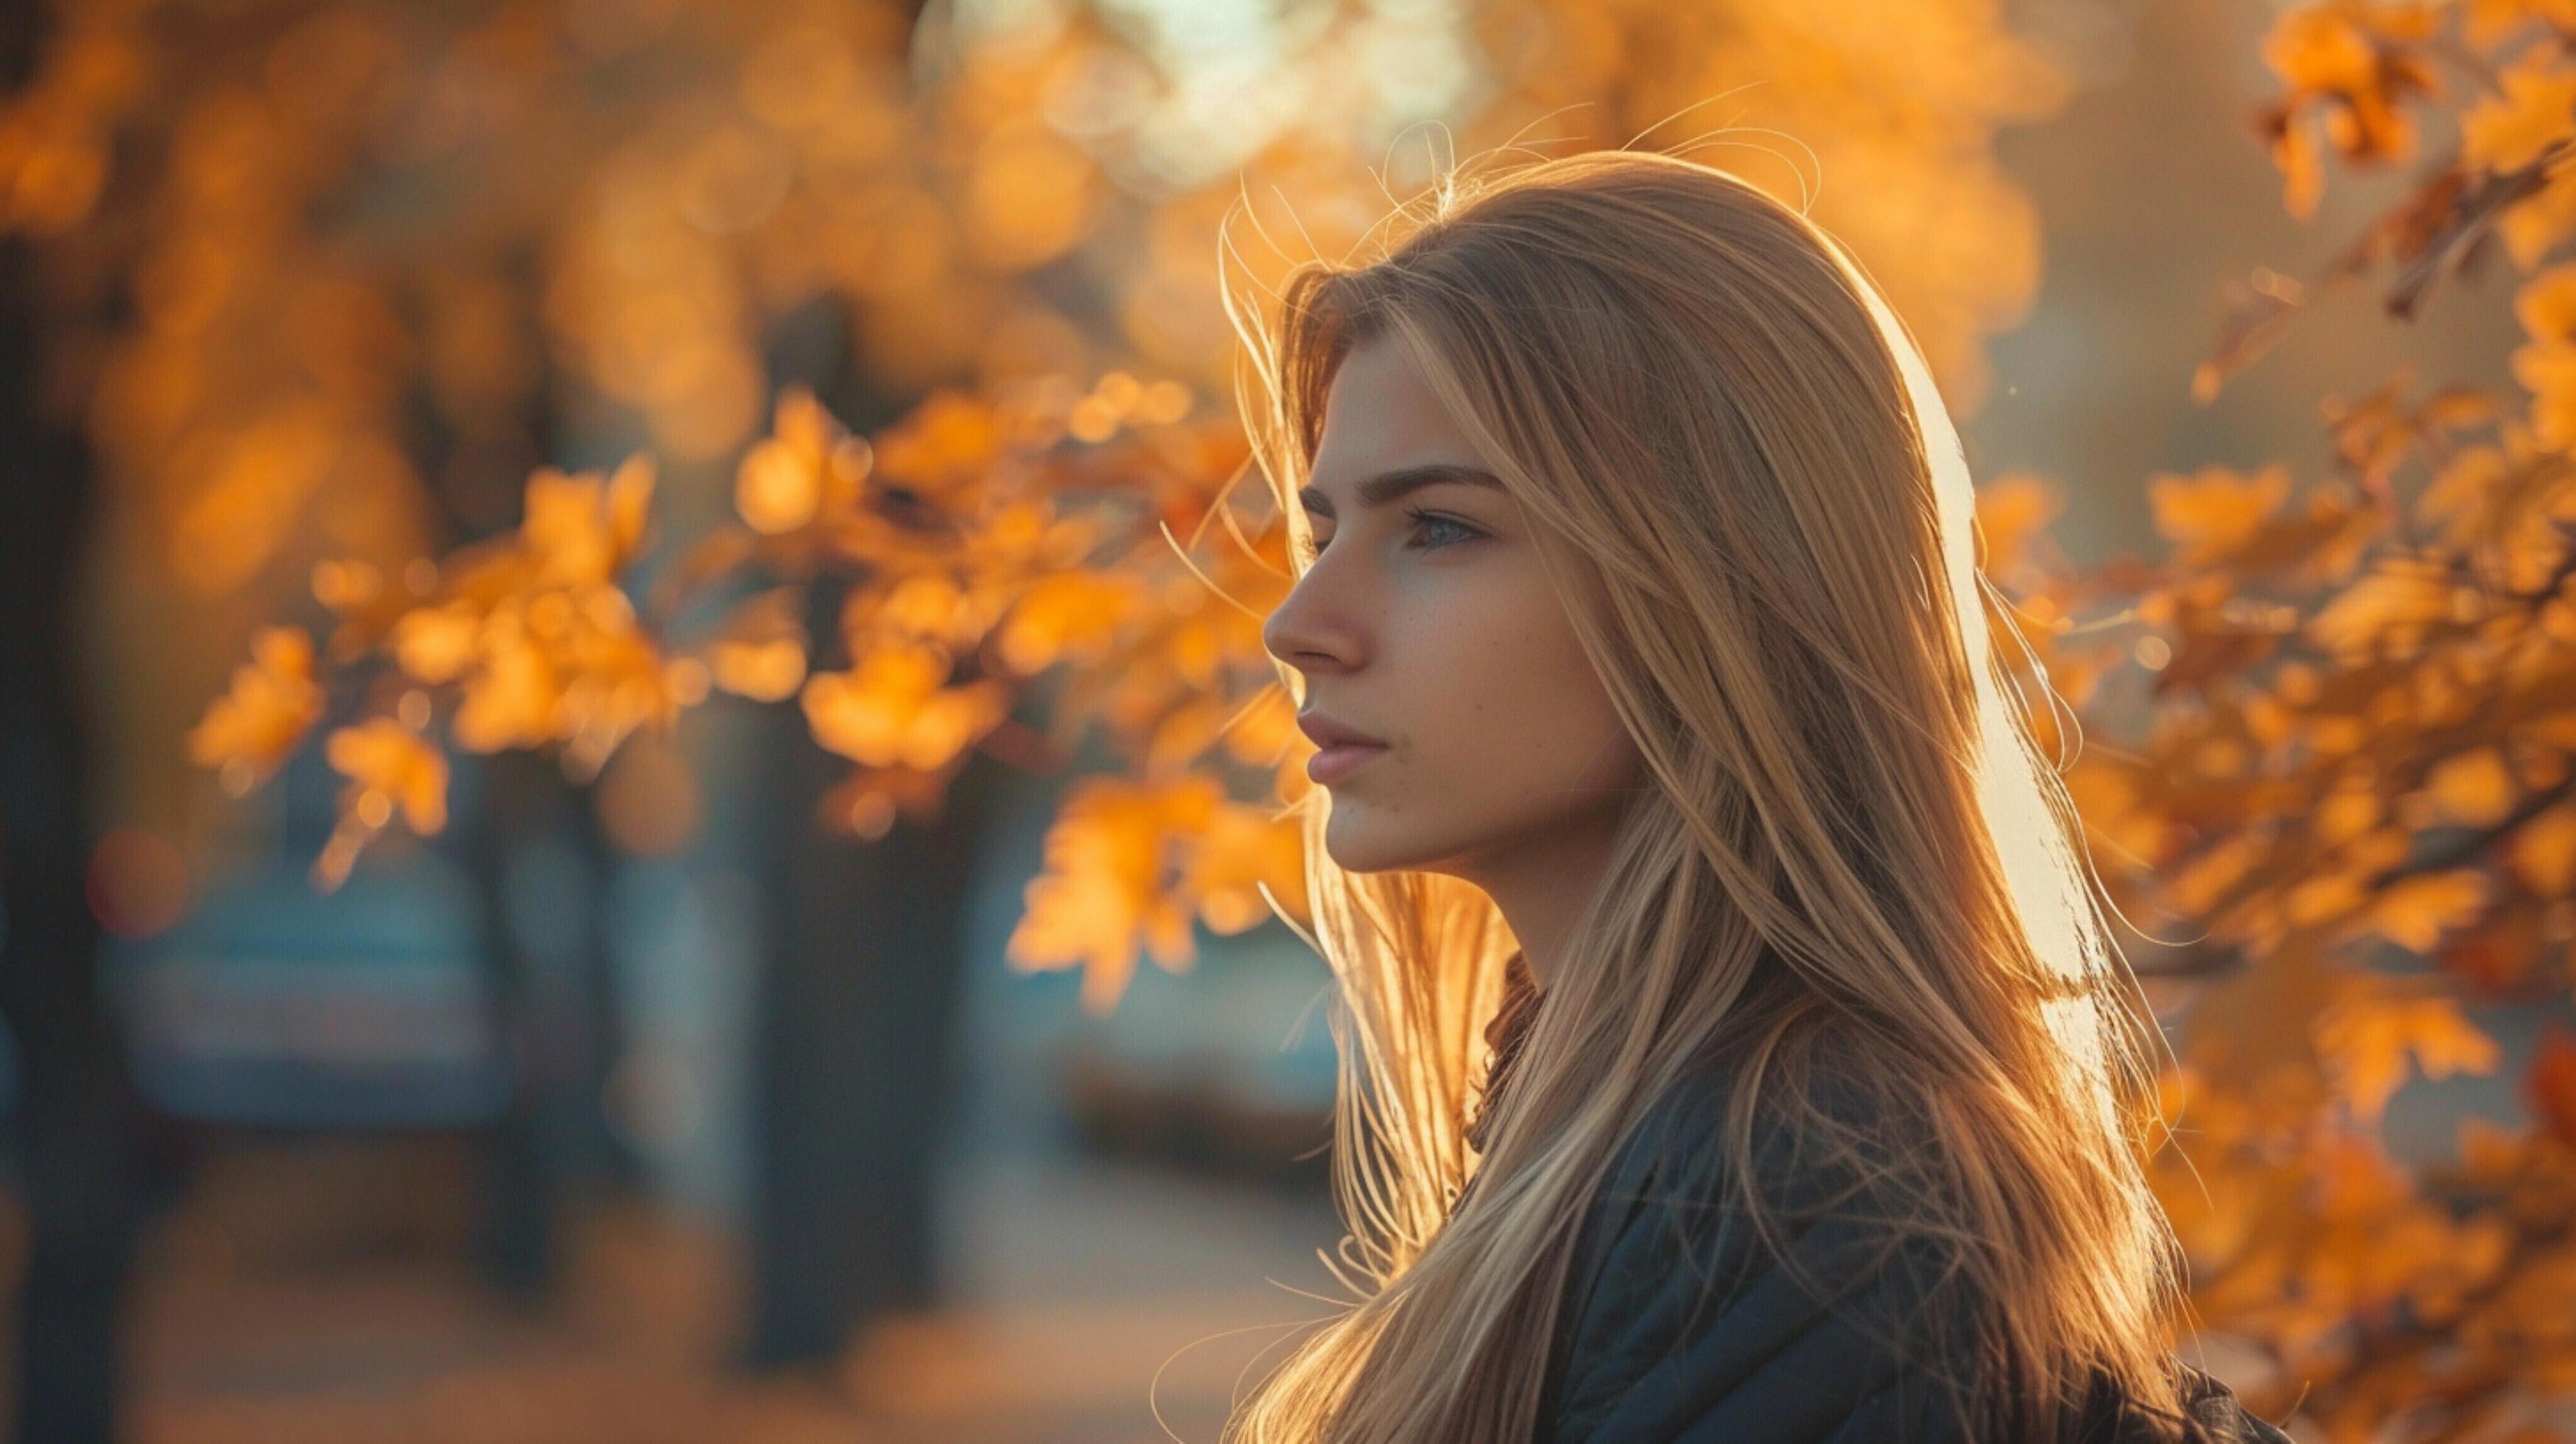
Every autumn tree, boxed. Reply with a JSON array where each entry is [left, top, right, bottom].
[[1953, 3, 2576, 1435], [0, 2, 150, 1435]]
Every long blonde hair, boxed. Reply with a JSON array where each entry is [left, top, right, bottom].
[[1217, 147, 2193, 1442]]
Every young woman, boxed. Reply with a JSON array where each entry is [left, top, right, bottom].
[[1218, 149, 2295, 1443]]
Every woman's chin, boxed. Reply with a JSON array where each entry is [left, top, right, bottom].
[[1322, 810, 1408, 875], [1324, 810, 1467, 878]]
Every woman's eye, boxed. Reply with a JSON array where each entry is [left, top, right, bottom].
[[1405, 509, 1480, 550], [1294, 511, 1481, 565]]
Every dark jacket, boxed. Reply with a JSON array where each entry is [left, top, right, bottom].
[[1521, 1062, 2296, 1443]]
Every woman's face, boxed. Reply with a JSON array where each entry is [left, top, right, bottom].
[[1263, 334, 1643, 882]]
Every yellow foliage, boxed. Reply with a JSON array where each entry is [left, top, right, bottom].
[[2422, 747, 2519, 827], [1971, 472, 2061, 578], [2510, 337, 2576, 447], [995, 572, 1149, 674], [186, 625, 324, 783], [2071, 49, 2576, 1384], [2313, 980, 2501, 1121], [1006, 777, 1211, 1015], [871, 389, 1002, 497], [2511, 263, 2576, 340], [2263, 7, 2386, 100], [2507, 802, 2576, 894], [2304, 555, 2455, 659], [1180, 797, 1305, 936], [2532, 1030, 2576, 1147], [450, 612, 562, 753], [522, 457, 655, 590], [706, 588, 809, 702], [390, 601, 480, 684], [799, 645, 1007, 773], [2460, 48, 2576, 175], [734, 387, 870, 534], [1006, 775, 1302, 1016], [2366, 869, 2491, 953], [2146, 464, 2292, 568], [323, 717, 448, 835]]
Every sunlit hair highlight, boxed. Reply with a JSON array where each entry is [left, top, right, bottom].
[[1216, 144, 2198, 1443]]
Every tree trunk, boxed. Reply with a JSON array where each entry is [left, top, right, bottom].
[[737, 575, 994, 1367], [0, 5, 149, 1431]]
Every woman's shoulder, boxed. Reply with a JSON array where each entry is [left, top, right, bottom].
[[1587, 1045, 1928, 1231], [1539, 1057, 1975, 1440], [1538, 1058, 2295, 1443]]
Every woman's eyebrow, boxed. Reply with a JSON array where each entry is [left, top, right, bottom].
[[1299, 463, 1503, 519]]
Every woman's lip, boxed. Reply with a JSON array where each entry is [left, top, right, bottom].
[[1307, 742, 1389, 785]]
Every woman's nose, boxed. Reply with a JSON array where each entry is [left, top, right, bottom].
[[1263, 560, 1367, 673]]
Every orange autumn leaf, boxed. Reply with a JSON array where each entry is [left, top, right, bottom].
[[867, 572, 983, 651], [799, 645, 1007, 771], [2365, 869, 2492, 953], [2254, 4, 2437, 219], [995, 572, 1148, 674], [2460, 51, 2576, 175], [309, 558, 398, 625], [734, 387, 870, 534], [519, 455, 654, 589], [2513, 264, 2576, 341], [187, 624, 324, 780], [323, 716, 449, 835], [871, 388, 1003, 497], [2165, 832, 2270, 919], [706, 587, 809, 702], [2510, 335, 2576, 449], [1175, 796, 1305, 936], [2271, 119, 2328, 224], [550, 603, 690, 773], [712, 638, 807, 702], [2147, 464, 2293, 567], [2314, 777, 2382, 844], [2304, 555, 2457, 659], [2507, 802, 2576, 894], [2530, 1029, 2576, 1149], [1006, 776, 1217, 1015], [450, 615, 562, 753], [2314, 982, 2502, 1121], [389, 600, 481, 685], [2422, 746, 2519, 827], [2262, 7, 2382, 102]]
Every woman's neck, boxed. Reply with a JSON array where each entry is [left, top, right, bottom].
[[1456, 804, 1625, 991]]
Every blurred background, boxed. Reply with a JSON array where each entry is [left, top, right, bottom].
[[5, 0, 2575, 1439]]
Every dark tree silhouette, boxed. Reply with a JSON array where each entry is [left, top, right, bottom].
[[0, 8, 147, 1438]]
